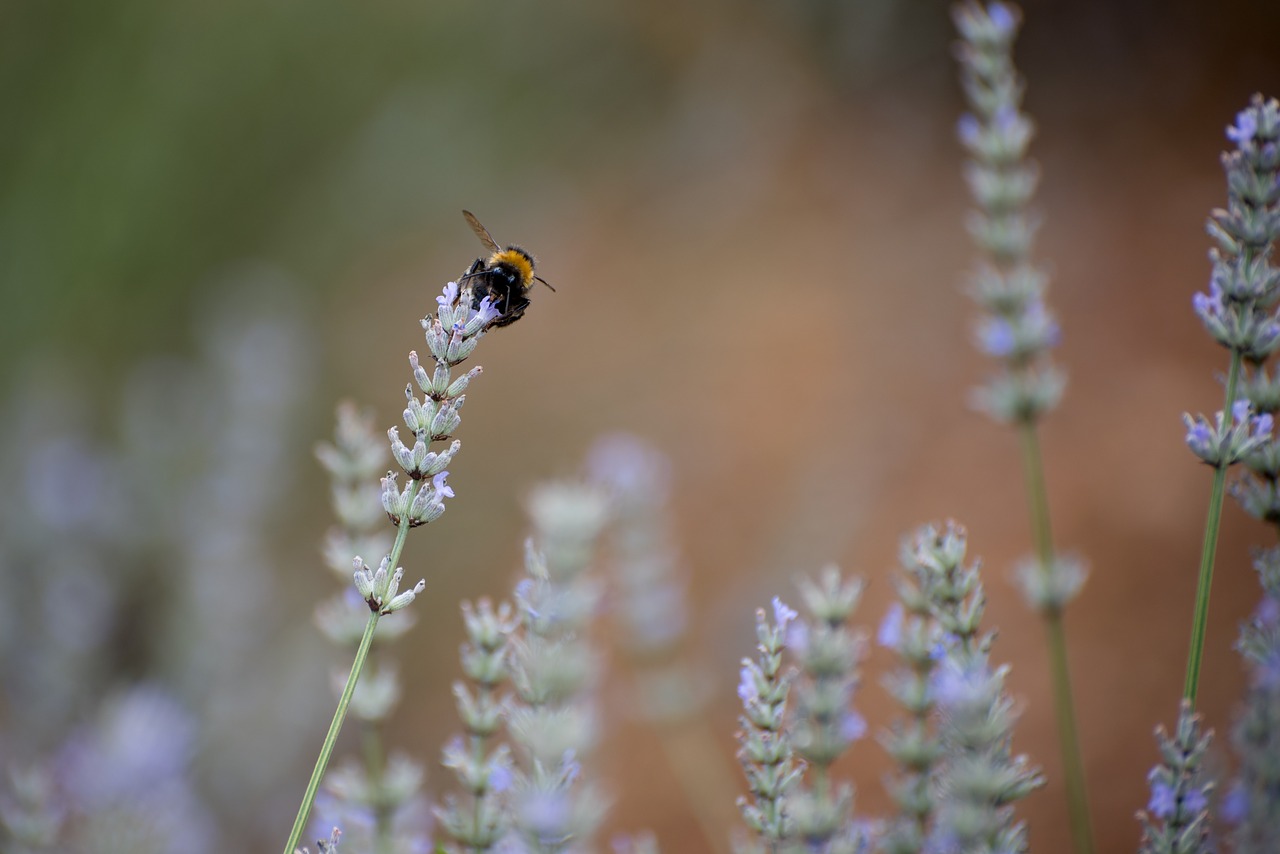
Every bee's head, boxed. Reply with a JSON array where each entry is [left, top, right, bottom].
[[488, 246, 535, 288]]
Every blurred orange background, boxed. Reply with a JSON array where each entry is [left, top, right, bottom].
[[4, 0, 1280, 851]]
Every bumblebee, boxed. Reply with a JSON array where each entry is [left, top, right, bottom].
[[459, 210, 555, 328]]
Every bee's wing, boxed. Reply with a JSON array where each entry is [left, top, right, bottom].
[[462, 210, 502, 254]]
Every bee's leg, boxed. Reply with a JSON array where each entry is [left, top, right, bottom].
[[458, 259, 484, 283]]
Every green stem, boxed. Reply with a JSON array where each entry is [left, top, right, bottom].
[[282, 611, 381, 854], [1183, 351, 1243, 703], [1017, 420, 1095, 854], [282, 511, 415, 854]]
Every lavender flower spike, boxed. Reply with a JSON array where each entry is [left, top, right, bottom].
[[1223, 547, 1280, 852], [284, 273, 503, 854], [1184, 94, 1280, 708], [1137, 702, 1214, 854], [786, 567, 874, 854], [504, 481, 611, 853], [953, 6, 1093, 849], [734, 600, 803, 852]]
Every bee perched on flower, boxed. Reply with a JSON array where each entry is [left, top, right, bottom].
[[459, 210, 555, 329]]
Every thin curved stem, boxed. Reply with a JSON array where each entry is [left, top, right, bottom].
[[1183, 351, 1243, 703], [282, 510, 416, 854]]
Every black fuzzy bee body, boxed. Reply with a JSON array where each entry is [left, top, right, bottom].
[[461, 248, 535, 329], [458, 210, 554, 330]]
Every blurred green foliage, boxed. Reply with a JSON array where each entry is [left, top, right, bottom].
[[0, 0, 669, 379]]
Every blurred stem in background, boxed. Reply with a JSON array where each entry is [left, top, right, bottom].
[[952, 4, 1093, 852], [1017, 420, 1092, 854]]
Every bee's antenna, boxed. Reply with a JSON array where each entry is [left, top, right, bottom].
[[534, 275, 557, 292]]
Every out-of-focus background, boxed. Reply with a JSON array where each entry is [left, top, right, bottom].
[[3, 0, 1280, 851]]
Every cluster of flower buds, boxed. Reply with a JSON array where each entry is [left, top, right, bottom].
[[314, 405, 402, 647], [900, 522, 988, 648], [316, 403, 393, 572], [1138, 702, 1214, 854], [785, 569, 874, 854], [311, 756, 432, 854], [379, 277, 497, 532], [1234, 367, 1280, 530], [953, 0, 1065, 425], [893, 523, 1043, 853], [437, 599, 519, 853], [1194, 96, 1280, 364], [1221, 547, 1280, 851], [1183, 399, 1274, 469], [504, 482, 611, 853], [352, 555, 426, 616], [380, 469, 454, 528], [735, 598, 804, 851], [878, 552, 946, 854]]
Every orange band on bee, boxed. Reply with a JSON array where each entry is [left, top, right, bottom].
[[490, 249, 534, 288]]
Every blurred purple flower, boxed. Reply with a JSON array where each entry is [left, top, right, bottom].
[[877, 603, 905, 649], [771, 597, 797, 631]]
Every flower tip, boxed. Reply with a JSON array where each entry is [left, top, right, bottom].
[[988, 1, 1018, 34], [771, 596, 798, 629]]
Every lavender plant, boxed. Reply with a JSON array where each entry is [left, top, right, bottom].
[[735, 571, 873, 854], [951, 4, 1092, 849], [785, 569, 873, 854], [282, 277, 504, 854], [0, 687, 217, 854], [1185, 94, 1280, 703], [1137, 703, 1215, 854], [436, 597, 517, 853], [736, 598, 804, 853], [899, 523, 1044, 854], [877, 549, 946, 854], [504, 481, 612, 853], [0, 283, 314, 850], [1221, 547, 1280, 851], [1233, 368, 1280, 531]]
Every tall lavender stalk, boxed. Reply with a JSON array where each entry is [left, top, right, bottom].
[[504, 482, 611, 853], [1137, 703, 1214, 854], [903, 523, 1043, 854], [878, 547, 946, 854], [283, 277, 505, 854], [1185, 94, 1280, 702], [735, 599, 803, 853], [734, 571, 873, 854], [1221, 547, 1280, 852], [785, 569, 873, 854], [951, 4, 1091, 850], [437, 598, 517, 853]]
